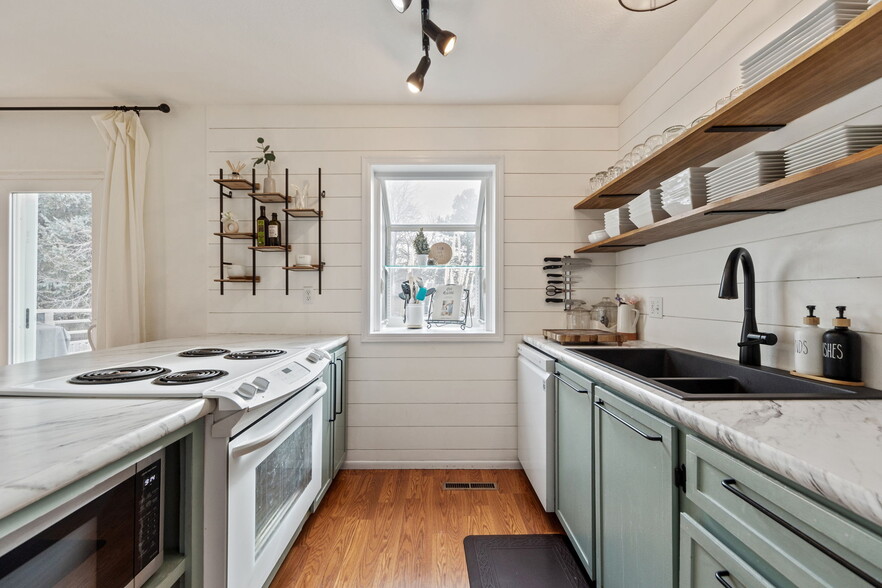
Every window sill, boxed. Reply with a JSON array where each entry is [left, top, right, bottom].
[[362, 324, 502, 343]]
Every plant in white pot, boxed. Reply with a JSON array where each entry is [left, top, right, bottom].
[[413, 228, 430, 265], [252, 137, 277, 193]]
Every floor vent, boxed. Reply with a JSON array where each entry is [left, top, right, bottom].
[[443, 482, 498, 490]]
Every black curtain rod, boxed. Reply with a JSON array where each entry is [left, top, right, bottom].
[[0, 103, 170, 113]]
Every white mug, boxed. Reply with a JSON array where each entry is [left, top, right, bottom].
[[617, 303, 640, 334], [296, 254, 312, 266]]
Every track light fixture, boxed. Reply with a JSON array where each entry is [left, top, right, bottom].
[[390, 0, 412, 13], [392, 0, 456, 94]]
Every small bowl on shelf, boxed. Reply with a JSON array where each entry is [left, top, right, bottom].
[[226, 264, 246, 278], [588, 229, 610, 243]]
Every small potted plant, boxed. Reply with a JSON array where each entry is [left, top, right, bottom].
[[252, 137, 277, 193], [413, 228, 430, 265]]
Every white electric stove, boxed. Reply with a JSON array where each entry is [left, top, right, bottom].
[[4, 345, 333, 588]]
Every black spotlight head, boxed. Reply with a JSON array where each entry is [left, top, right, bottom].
[[391, 0, 412, 13], [423, 19, 456, 55], [406, 54, 431, 93]]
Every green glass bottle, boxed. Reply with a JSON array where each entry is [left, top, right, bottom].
[[256, 206, 268, 246]]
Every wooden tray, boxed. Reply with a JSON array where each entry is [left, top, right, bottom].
[[543, 329, 638, 346], [789, 371, 864, 387]]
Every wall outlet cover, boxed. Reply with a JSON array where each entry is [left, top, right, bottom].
[[649, 297, 663, 319], [304, 286, 314, 305]]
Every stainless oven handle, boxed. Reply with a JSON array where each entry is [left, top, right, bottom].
[[230, 381, 327, 458]]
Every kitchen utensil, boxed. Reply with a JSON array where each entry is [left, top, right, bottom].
[[546, 286, 564, 296], [546, 298, 564, 303], [415, 287, 428, 301]]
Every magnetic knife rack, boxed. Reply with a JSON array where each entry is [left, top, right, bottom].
[[544, 256, 591, 310]]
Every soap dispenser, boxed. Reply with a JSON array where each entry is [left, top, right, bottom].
[[794, 305, 823, 376], [822, 306, 862, 382]]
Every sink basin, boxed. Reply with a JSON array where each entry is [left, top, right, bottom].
[[570, 348, 882, 400]]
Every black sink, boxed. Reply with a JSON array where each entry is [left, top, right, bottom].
[[569, 348, 882, 401]]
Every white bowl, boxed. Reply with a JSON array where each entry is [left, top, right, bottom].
[[226, 264, 246, 278], [588, 230, 610, 243]]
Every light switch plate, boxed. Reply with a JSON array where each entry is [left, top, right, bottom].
[[649, 297, 663, 319]]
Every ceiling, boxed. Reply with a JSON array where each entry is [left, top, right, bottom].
[[0, 0, 716, 105]]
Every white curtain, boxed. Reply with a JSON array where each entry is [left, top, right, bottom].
[[92, 111, 150, 349]]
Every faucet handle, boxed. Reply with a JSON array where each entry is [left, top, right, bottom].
[[738, 332, 778, 347]]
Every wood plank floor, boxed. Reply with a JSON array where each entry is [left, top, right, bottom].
[[269, 469, 564, 588]]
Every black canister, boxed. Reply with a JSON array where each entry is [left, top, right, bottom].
[[822, 306, 862, 382]]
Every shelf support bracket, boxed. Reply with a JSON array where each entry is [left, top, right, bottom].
[[704, 209, 785, 216], [705, 124, 786, 133]]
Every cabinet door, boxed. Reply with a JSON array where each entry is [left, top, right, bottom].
[[594, 386, 677, 588], [313, 359, 335, 511], [331, 347, 347, 476], [680, 514, 774, 588], [555, 364, 595, 579]]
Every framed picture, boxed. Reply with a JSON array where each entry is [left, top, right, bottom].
[[434, 284, 463, 320]]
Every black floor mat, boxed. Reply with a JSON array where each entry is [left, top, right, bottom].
[[463, 534, 592, 588]]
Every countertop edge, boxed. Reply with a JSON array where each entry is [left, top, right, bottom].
[[523, 335, 882, 528]]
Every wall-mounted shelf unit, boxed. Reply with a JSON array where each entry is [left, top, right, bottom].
[[576, 145, 882, 252], [575, 3, 882, 212], [214, 167, 326, 295]]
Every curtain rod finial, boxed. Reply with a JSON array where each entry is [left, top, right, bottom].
[[158, 103, 170, 113]]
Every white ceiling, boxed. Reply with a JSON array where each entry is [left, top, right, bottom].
[[1, 0, 716, 106]]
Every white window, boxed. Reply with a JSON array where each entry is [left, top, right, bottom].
[[363, 160, 503, 340]]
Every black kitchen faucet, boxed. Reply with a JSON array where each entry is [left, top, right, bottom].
[[718, 247, 778, 366]]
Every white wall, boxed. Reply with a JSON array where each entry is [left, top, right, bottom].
[[614, 0, 882, 388], [205, 105, 618, 467], [0, 106, 208, 364]]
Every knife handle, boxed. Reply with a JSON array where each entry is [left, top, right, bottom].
[[546, 298, 564, 303], [547, 273, 563, 278], [544, 257, 562, 262], [543, 265, 562, 270]]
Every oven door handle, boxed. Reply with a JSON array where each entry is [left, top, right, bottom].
[[230, 381, 327, 458]]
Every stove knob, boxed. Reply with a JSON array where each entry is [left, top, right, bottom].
[[236, 382, 258, 399], [306, 349, 329, 363], [252, 377, 269, 392]]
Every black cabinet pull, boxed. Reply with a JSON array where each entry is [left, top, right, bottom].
[[594, 399, 662, 441], [335, 357, 344, 416], [714, 570, 734, 588], [329, 361, 337, 422], [721, 479, 882, 587], [553, 372, 589, 394]]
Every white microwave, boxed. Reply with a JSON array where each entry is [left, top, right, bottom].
[[0, 450, 164, 588]]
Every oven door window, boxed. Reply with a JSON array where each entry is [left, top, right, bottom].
[[254, 416, 313, 555], [0, 478, 135, 588]]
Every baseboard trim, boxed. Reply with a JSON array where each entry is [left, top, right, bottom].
[[343, 460, 522, 470]]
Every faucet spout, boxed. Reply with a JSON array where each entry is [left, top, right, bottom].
[[718, 247, 776, 366]]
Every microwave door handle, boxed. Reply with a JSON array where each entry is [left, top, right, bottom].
[[230, 382, 327, 458]]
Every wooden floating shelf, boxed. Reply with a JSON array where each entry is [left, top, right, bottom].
[[575, 146, 882, 253], [214, 178, 258, 191], [575, 3, 882, 210], [214, 276, 261, 283], [214, 232, 255, 240], [283, 263, 325, 272], [283, 208, 323, 218], [248, 192, 290, 203], [248, 245, 291, 252]]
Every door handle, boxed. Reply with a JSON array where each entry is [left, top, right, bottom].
[[714, 570, 734, 588], [25, 308, 30, 329], [230, 382, 326, 458], [335, 357, 344, 416], [552, 372, 589, 394], [594, 399, 662, 441], [329, 361, 337, 422], [720, 479, 881, 587]]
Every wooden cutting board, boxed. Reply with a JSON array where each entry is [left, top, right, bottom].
[[543, 329, 638, 346]]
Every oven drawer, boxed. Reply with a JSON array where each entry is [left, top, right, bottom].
[[685, 435, 882, 587]]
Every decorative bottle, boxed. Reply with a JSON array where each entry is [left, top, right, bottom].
[[793, 305, 823, 376], [267, 212, 281, 247], [256, 206, 268, 247], [822, 306, 862, 382]]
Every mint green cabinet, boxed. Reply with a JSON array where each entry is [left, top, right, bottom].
[[555, 363, 595, 578], [594, 386, 678, 588], [314, 345, 347, 510], [680, 513, 774, 588]]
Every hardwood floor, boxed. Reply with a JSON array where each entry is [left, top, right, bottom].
[[269, 469, 563, 588]]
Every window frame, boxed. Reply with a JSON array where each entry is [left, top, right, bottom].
[[361, 157, 504, 342]]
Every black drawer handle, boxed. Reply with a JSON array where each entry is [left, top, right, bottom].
[[714, 570, 734, 588], [721, 479, 882, 588], [553, 372, 589, 394], [594, 399, 662, 441]]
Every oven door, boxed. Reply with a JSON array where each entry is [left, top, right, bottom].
[[226, 379, 326, 588]]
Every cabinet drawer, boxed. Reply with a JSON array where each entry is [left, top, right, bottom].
[[680, 513, 773, 588], [686, 435, 882, 587]]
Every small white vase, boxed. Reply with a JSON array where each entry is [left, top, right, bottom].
[[224, 220, 239, 233], [263, 168, 276, 194], [405, 303, 424, 329], [414, 254, 429, 266]]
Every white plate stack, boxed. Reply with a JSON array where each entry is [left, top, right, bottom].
[[628, 189, 669, 228], [660, 167, 716, 216], [604, 205, 637, 237], [705, 151, 786, 202], [785, 125, 882, 175], [740, 0, 868, 88]]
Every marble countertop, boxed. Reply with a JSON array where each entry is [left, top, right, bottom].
[[524, 335, 882, 528], [0, 334, 348, 521]]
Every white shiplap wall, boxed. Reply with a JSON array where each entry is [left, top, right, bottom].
[[205, 105, 618, 467], [614, 0, 882, 388]]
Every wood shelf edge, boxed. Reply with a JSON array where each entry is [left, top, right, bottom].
[[283, 263, 325, 271], [214, 276, 261, 283], [248, 245, 292, 252], [214, 232, 256, 239]]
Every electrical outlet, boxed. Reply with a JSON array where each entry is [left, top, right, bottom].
[[303, 286, 314, 305], [649, 297, 663, 319]]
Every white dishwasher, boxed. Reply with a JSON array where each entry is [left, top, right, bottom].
[[517, 343, 556, 512]]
